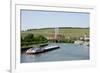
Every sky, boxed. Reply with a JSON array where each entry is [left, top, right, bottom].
[[21, 10, 90, 30]]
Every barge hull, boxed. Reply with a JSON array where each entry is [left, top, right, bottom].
[[27, 46, 60, 54]]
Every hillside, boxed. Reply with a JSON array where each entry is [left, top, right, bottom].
[[21, 27, 89, 38]]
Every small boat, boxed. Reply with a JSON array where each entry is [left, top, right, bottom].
[[26, 45, 60, 54]]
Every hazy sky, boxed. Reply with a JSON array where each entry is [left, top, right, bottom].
[[21, 10, 90, 30]]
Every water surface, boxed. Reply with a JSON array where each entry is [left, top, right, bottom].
[[21, 43, 89, 63]]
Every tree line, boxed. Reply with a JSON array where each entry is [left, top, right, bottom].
[[21, 34, 48, 46]]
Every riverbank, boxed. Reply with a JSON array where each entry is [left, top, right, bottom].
[[21, 43, 48, 51]]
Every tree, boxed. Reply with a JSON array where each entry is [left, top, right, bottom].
[[23, 34, 34, 42], [21, 37, 23, 42], [33, 35, 48, 43], [21, 34, 48, 47]]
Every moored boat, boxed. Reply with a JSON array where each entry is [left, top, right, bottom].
[[26, 45, 60, 54]]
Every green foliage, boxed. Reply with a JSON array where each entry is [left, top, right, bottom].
[[23, 34, 34, 42], [21, 34, 48, 47], [21, 37, 23, 42]]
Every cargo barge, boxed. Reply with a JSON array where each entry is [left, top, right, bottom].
[[26, 45, 60, 54]]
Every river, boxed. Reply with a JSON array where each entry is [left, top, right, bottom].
[[21, 43, 89, 63]]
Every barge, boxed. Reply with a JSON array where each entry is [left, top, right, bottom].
[[26, 45, 60, 54]]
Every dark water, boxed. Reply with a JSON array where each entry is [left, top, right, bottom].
[[21, 43, 89, 63]]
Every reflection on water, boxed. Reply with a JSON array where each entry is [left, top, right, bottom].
[[21, 43, 89, 63]]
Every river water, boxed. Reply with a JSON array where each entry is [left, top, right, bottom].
[[21, 43, 89, 63]]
